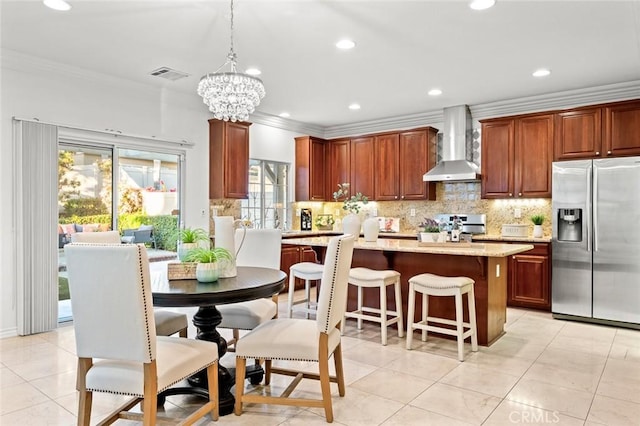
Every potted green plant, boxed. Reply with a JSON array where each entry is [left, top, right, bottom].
[[184, 247, 233, 282], [418, 218, 444, 243], [531, 214, 545, 238], [333, 183, 368, 236], [177, 227, 210, 261], [314, 214, 335, 231]]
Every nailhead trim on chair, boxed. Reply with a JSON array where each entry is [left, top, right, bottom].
[[321, 238, 342, 335], [135, 244, 155, 363], [86, 361, 218, 397]]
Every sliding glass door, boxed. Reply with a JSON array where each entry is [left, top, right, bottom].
[[57, 144, 113, 322], [57, 146, 182, 322]]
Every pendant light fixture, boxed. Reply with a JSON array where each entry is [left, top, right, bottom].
[[197, 0, 265, 122]]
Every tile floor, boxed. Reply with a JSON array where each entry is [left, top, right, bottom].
[[1, 297, 639, 425]]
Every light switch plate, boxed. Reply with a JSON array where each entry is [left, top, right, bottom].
[[410, 208, 416, 217], [514, 208, 522, 218]]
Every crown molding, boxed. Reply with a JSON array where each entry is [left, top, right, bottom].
[[250, 111, 325, 137], [323, 110, 444, 139], [469, 80, 640, 120]]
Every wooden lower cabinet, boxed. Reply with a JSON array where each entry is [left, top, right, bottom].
[[280, 244, 319, 292], [507, 243, 551, 310]]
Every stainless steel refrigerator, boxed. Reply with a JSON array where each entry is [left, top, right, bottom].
[[552, 157, 640, 327]]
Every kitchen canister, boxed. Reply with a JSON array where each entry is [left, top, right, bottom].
[[363, 217, 379, 242]]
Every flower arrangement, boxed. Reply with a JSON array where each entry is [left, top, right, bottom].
[[333, 183, 368, 215], [315, 214, 335, 230], [419, 217, 441, 232], [531, 214, 545, 225]]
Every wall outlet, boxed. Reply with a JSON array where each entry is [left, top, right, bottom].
[[514, 208, 522, 218], [410, 208, 416, 217], [200, 209, 206, 217]]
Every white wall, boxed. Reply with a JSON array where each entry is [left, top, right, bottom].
[[0, 51, 296, 336]]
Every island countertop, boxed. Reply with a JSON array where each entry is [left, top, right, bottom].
[[283, 236, 533, 257]]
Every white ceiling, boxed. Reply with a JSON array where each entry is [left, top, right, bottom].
[[2, 0, 640, 131]]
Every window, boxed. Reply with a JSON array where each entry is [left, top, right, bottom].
[[241, 159, 290, 229]]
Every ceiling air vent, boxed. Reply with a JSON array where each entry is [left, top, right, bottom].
[[149, 67, 190, 81]]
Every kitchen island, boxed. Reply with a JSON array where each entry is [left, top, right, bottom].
[[284, 237, 533, 345]]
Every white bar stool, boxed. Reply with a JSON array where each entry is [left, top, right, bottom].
[[406, 273, 478, 361], [343, 267, 404, 345], [287, 262, 324, 318]]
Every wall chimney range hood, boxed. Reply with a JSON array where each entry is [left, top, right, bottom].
[[423, 105, 480, 182]]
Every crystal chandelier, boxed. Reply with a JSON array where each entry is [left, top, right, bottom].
[[197, 0, 265, 122]]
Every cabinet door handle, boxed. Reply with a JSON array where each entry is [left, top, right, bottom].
[[607, 150, 612, 155], [595, 151, 600, 155], [518, 192, 522, 197], [395, 196, 398, 199], [509, 193, 513, 197]]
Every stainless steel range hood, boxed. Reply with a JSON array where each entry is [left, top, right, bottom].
[[423, 105, 480, 181]]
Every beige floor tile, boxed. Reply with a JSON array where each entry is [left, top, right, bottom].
[[536, 346, 607, 374], [506, 377, 594, 419], [596, 357, 640, 404], [609, 342, 640, 363], [29, 370, 77, 400], [503, 317, 565, 345], [350, 368, 434, 404], [55, 391, 138, 424], [0, 366, 25, 388], [440, 362, 520, 398], [0, 341, 63, 367], [0, 400, 76, 425], [481, 335, 547, 360], [462, 351, 534, 377], [276, 409, 348, 426], [547, 334, 613, 358], [342, 340, 405, 368], [410, 382, 501, 425], [381, 404, 474, 426], [6, 348, 77, 381], [0, 334, 48, 353], [558, 321, 617, 341], [309, 386, 404, 426], [586, 394, 640, 426], [523, 361, 602, 394], [384, 350, 460, 381], [0, 382, 49, 415], [484, 399, 584, 426]]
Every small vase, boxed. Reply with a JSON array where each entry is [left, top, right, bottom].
[[342, 213, 361, 237], [419, 232, 441, 243], [196, 262, 219, 283], [363, 217, 379, 242], [533, 224, 544, 238], [178, 242, 198, 261]]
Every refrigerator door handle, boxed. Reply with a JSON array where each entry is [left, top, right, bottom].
[[593, 164, 598, 252], [586, 164, 592, 252]]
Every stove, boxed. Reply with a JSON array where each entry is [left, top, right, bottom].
[[434, 213, 486, 235]]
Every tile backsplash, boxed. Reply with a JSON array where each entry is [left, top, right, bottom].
[[210, 183, 552, 238]]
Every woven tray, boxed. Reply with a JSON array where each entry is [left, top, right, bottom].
[[167, 262, 197, 280]]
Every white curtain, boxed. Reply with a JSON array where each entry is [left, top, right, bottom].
[[14, 120, 59, 335]]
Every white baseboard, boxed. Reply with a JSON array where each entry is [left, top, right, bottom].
[[0, 327, 18, 339]]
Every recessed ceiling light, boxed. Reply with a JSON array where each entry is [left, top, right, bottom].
[[532, 68, 551, 77], [279, 112, 290, 118], [348, 103, 361, 110], [245, 68, 262, 76], [469, 0, 496, 10], [336, 39, 356, 50], [43, 0, 71, 11], [428, 89, 443, 96]]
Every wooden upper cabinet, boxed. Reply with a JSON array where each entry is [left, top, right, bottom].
[[374, 133, 400, 200], [604, 100, 640, 157], [209, 119, 250, 199], [399, 128, 436, 200], [350, 136, 375, 200], [328, 139, 351, 198], [554, 108, 602, 160], [295, 136, 327, 201], [481, 119, 515, 198], [515, 114, 553, 198], [554, 100, 640, 160], [481, 114, 552, 199]]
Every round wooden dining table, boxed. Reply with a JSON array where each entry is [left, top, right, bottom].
[[151, 266, 287, 416]]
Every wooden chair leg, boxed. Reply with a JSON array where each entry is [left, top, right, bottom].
[[207, 362, 219, 421], [234, 357, 247, 416], [333, 344, 346, 397], [76, 358, 93, 426], [406, 282, 416, 350], [318, 336, 334, 423], [142, 362, 158, 426], [179, 327, 188, 338]]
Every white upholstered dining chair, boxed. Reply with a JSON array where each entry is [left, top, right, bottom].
[[234, 234, 355, 423], [217, 228, 282, 349], [65, 243, 219, 425], [70, 231, 189, 338]]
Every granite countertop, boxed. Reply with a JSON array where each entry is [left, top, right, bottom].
[[473, 234, 552, 243], [283, 236, 533, 257]]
